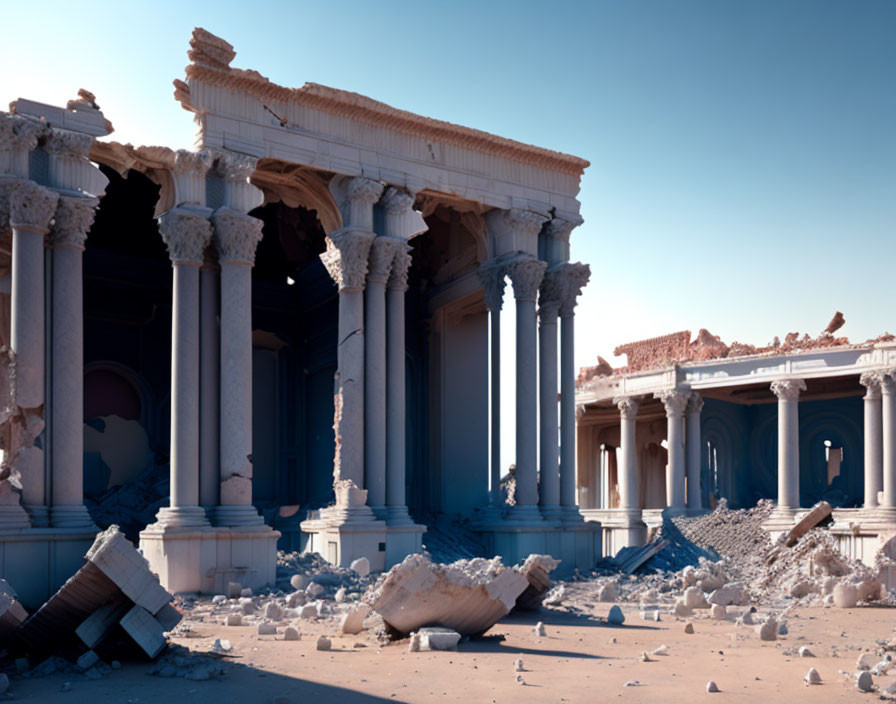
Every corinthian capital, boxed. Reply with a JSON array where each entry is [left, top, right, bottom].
[[45, 128, 94, 159], [159, 208, 213, 264], [614, 395, 640, 419], [477, 260, 506, 312], [367, 236, 405, 285], [687, 391, 704, 414], [538, 265, 566, 322], [860, 371, 883, 399], [656, 388, 689, 417], [506, 208, 548, 238], [0, 113, 44, 152], [321, 229, 374, 291], [347, 177, 385, 205], [212, 151, 257, 181], [882, 370, 896, 395], [173, 149, 213, 176], [506, 255, 547, 302], [50, 195, 99, 249], [770, 379, 806, 402], [388, 247, 412, 291], [10, 181, 59, 231], [380, 186, 414, 215], [546, 215, 584, 243], [559, 262, 591, 317], [212, 207, 263, 265]]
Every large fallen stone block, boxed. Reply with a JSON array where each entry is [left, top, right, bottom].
[[18, 525, 179, 656], [368, 554, 529, 637], [0, 579, 27, 646], [514, 554, 560, 611], [784, 502, 832, 547]]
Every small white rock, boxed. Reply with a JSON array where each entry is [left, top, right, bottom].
[[805, 667, 821, 684], [706, 680, 719, 693], [350, 557, 370, 577], [607, 605, 625, 625]]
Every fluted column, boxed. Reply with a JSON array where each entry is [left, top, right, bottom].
[[477, 260, 506, 511], [506, 253, 547, 519], [771, 379, 806, 512], [558, 261, 590, 522], [614, 396, 640, 511], [656, 389, 688, 512], [6, 182, 58, 527], [49, 196, 98, 528], [153, 209, 213, 527], [213, 207, 264, 526], [860, 372, 883, 510], [685, 392, 703, 510], [537, 269, 563, 520], [320, 177, 384, 494], [880, 372, 896, 513], [199, 250, 220, 509]]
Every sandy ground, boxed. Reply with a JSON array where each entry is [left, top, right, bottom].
[[6, 603, 891, 703]]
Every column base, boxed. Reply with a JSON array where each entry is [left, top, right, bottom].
[[385, 520, 426, 569], [215, 504, 264, 527], [596, 508, 647, 556], [507, 504, 546, 526], [24, 505, 49, 528], [0, 505, 32, 530], [50, 505, 97, 530], [560, 505, 586, 525], [539, 505, 564, 522], [370, 506, 388, 521], [385, 505, 415, 527], [301, 506, 387, 572], [139, 522, 279, 594], [471, 503, 506, 528], [151, 506, 211, 529]]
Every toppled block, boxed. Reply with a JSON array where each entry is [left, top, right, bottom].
[[514, 555, 560, 611], [784, 502, 832, 547], [413, 627, 460, 651], [0, 579, 27, 645], [19, 525, 178, 657], [340, 604, 371, 634], [368, 554, 529, 637]]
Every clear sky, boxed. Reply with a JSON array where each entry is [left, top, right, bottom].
[[4, 1, 894, 466]]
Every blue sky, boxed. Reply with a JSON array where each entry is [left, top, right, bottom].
[[4, 1, 894, 464]]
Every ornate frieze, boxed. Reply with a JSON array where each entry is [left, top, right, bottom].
[[388, 247, 412, 292], [477, 260, 506, 312], [614, 396, 640, 419], [860, 371, 883, 400], [212, 207, 263, 265], [559, 261, 591, 317], [10, 181, 59, 231], [320, 229, 375, 291], [367, 236, 404, 286], [770, 379, 806, 402], [656, 388, 689, 417], [159, 208, 213, 264], [50, 196, 99, 249], [506, 255, 547, 302], [687, 391, 704, 415]]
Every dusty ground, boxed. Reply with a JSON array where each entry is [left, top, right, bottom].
[[6, 603, 892, 703]]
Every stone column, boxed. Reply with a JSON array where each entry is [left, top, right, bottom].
[[9, 182, 59, 527], [614, 396, 640, 511], [860, 372, 883, 510], [320, 177, 384, 494], [880, 372, 896, 512], [477, 260, 506, 511], [537, 269, 563, 520], [656, 389, 688, 512], [364, 235, 404, 517], [49, 196, 98, 528], [685, 392, 704, 510], [213, 207, 264, 526], [153, 209, 213, 527], [199, 250, 220, 509], [559, 262, 590, 522], [506, 254, 547, 519], [770, 379, 806, 512]]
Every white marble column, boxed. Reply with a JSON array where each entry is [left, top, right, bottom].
[[153, 209, 213, 527], [6, 182, 58, 528], [477, 260, 506, 511], [199, 251, 220, 510], [537, 269, 563, 520], [860, 372, 883, 510], [506, 254, 547, 520], [320, 177, 384, 496], [49, 195, 98, 528], [656, 389, 688, 512], [770, 379, 806, 512], [880, 372, 896, 513], [614, 396, 640, 511], [685, 392, 703, 510], [559, 262, 590, 522], [213, 207, 264, 526]]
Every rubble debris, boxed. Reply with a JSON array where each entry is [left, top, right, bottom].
[[283, 627, 299, 641], [514, 554, 560, 611], [613, 540, 670, 574], [350, 557, 370, 578], [607, 605, 625, 625], [857, 670, 873, 692], [340, 603, 370, 634], [798, 646, 814, 657], [833, 583, 859, 608], [597, 582, 617, 602], [710, 604, 727, 620], [758, 617, 777, 641], [783, 501, 833, 548], [805, 667, 822, 684], [684, 622, 694, 634], [411, 627, 461, 651], [18, 525, 179, 657], [316, 636, 331, 651], [514, 658, 525, 672], [706, 680, 719, 693], [258, 623, 277, 635], [533, 622, 546, 637], [367, 554, 528, 637], [0, 579, 27, 645]]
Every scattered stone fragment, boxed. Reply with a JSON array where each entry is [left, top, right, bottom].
[[674, 601, 692, 617], [76, 650, 99, 671], [514, 658, 525, 672], [212, 638, 232, 654], [211, 595, 227, 605], [306, 582, 325, 598], [706, 680, 719, 693], [316, 636, 332, 651], [225, 613, 241, 626], [300, 604, 318, 620], [708, 583, 745, 607], [416, 627, 461, 651], [684, 622, 695, 634], [534, 622, 546, 637], [340, 604, 371, 635], [684, 586, 709, 609], [258, 623, 277, 635], [408, 633, 421, 652], [240, 588, 253, 598], [652, 644, 669, 656], [857, 653, 878, 670], [607, 605, 625, 625], [335, 587, 346, 603], [290, 574, 307, 591], [711, 604, 727, 620], [739, 610, 754, 626], [798, 646, 814, 658], [226, 582, 241, 599], [350, 557, 370, 577], [805, 667, 821, 684], [778, 622, 788, 636], [283, 627, 300, 641], [640, 651, 652, 662], [264, 602, 282, 620], [758, 617, 777, 641], [856, 670, 873, 692], [598, 582, 617, 602], [833, 583, 858, 609], [624, 680, 641, 687], [286, 592, 305, 608]]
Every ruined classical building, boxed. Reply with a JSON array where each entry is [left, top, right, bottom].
[[575, 322, 896, 565], [0, 29, 597, 605]]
